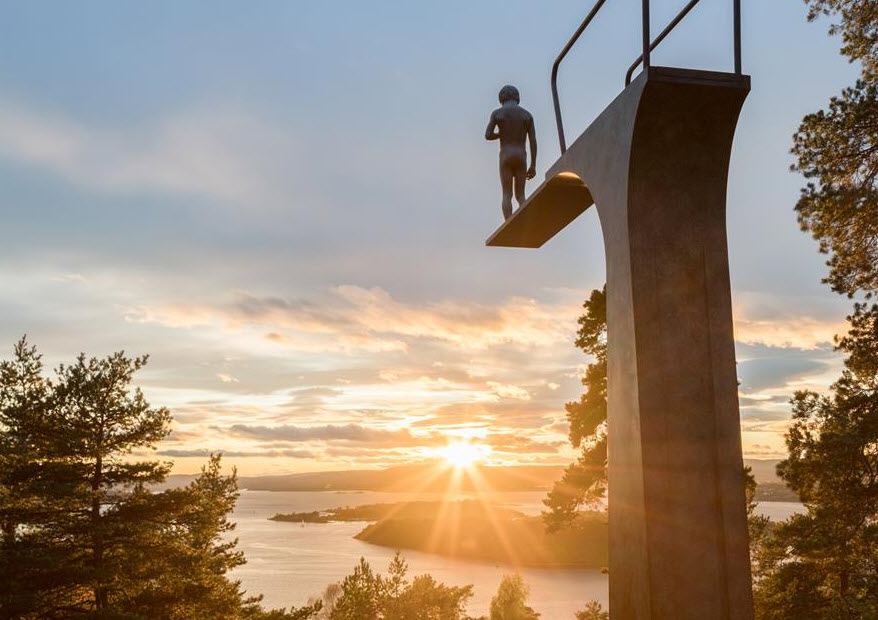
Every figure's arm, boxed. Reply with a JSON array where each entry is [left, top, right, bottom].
[[527, 116, 537, 179], [485, 111, 500, 141]]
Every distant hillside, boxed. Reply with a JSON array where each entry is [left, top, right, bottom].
[[238, 463, 565, 493], [244, 460, 783, 492], [160, 459, 787, 496], [743, 459, 782, 484], [755, 482, 798, 502], [152, 474, 198, 490]]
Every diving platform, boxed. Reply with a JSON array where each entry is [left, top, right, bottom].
[[485, 63, 755, 620], [486, 172, 593, 248], [484, 0, 754, 616], [486, 66, 751, 250]]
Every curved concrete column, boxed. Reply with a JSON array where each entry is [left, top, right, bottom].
[[489, 66, 752, 619], [563, 67, 752, 619]]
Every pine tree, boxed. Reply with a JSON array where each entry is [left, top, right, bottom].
[[0, 340, 319, 619], [753, 304, 878, 618], [574, 601, 609, 620], [327, 555, 475, 620], [793, 0, 878, 298], [488, 574, 539, 620], [750, 3, 878, 615], [331, 558, 382, 620], [542, 287, 607, 532], [37, 350, 172, 614], [0, 338, 69, 618]]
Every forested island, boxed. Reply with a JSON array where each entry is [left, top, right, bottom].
[[271, 500, 608, 569]]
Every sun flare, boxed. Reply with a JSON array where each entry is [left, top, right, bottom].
[[437, 441, 490, 468]]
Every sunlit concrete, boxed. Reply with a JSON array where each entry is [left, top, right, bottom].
[[488, 66, 753, 619]]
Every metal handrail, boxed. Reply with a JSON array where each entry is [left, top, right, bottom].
[[626, 0, 742, 85], [734, 0, 742, 74], [550, 0, 743, 154], [626, 0, 702, 86], [551, 0, 619, 154]]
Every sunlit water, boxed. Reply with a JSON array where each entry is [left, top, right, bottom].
[[753, 501, 805, 522], [229, 490, 803, 618]]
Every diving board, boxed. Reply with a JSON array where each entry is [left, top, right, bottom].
[[485, 172, 593, 249]]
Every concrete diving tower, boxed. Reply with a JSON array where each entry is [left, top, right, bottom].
[[488, 65, 753, 619]]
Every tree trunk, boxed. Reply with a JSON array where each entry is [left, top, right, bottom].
[[91, 454, 106, 611]]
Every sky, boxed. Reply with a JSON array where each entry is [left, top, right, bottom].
[[0, 1, 861, 475]]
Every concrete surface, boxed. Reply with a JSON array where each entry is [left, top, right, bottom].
[[487, 66, 754, 619]]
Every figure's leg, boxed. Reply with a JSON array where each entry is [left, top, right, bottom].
[[500, 160, 513, 220], [513, 159, 526, 207]]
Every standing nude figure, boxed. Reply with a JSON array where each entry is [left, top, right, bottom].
[[485, 85, 537, 220]]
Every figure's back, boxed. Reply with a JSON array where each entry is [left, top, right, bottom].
[[494, 105, 532, 149]]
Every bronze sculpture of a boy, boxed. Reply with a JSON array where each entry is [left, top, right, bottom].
[[485, 85, 537, 220]]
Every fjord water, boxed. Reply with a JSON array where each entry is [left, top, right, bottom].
[[230, 490, 606, 617], [229, 490, 804, 618]]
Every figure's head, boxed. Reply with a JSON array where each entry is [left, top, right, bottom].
[[498, 85, 520, 105]]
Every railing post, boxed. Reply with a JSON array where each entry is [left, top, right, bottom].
[[551, 0, 610, 154], [552, 74, 567, 153], [733, 0, 742, 74], [625, 0, 703, 86], [642, 0, 651, 73]]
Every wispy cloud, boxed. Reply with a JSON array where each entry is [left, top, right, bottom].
[[486, 381, 531, 401], [124, 286, 578, 353], [0, 260, 851, 472], [733, 292, 847, 350], [0, 100, 298, 210], [226, 423, 428, 447], [734, 316, 845, 350], [157, 448, 316, 459]]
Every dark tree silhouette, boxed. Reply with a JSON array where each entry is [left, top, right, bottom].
[[753, 305, 878, 617], [326, 554, 476, 620], [793, 0, 878, 298], [488, 574, 539, 620], [0, 339, 317, 620], [542, 287, 607, 532]]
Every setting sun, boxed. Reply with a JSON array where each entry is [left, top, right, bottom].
[[437, 441, 490, 468]]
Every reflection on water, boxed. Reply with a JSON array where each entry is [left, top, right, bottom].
[[230, 490, 806, 618], [230, 490, 607, 618], [754, 501, 806, 521]]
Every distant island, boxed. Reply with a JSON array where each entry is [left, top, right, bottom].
[[271, 500, 608, 569], [270, 502, 422, 524]]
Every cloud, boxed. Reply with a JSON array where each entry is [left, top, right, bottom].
[[733, 292, 848, 350], [735, 316, 845, 350], [124, 286, 577, 354], [5, 264, 851, 474], [737, 357, 830, 393], [50, 273, 88, 284], [486, 381, 531, 401], [226, 423, 433, 447], [738, 394, 790, 408], [485, 432, 565, 455], [0, 100, 298, 211], [212, 421, 568, 463], [157, 448, 315, 458], [281, 386, 345, 412]]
